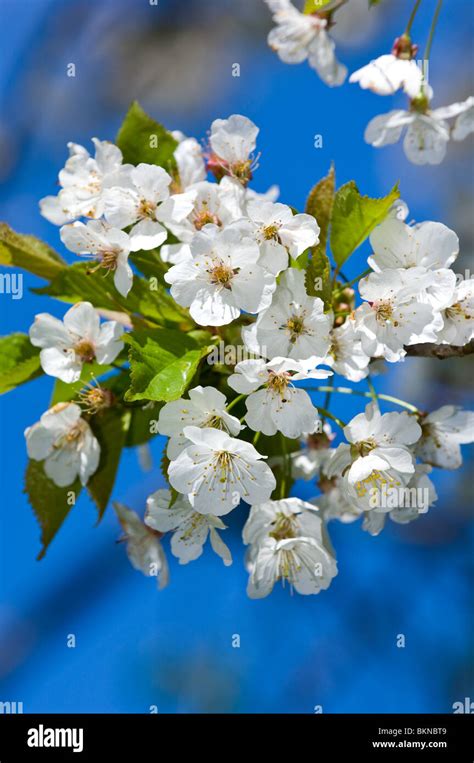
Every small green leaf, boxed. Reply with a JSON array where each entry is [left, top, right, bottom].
[[305, 249, 332, 308], [116, 101, 178, 172], [87, 409, 131, 517], [305, 165, 335, 304], [0, 333, 43, 394], [330, 181, 399, 268], [369, 0, 382, 6], [0, 223, 65, 279], [125, 402, 162, 447], [303, 0, 333, 13], [125, 328, 211, 403], [24, 460, 81, 560]]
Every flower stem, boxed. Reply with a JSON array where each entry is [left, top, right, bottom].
[[321, 376, 334, 424], [316, 406, 347, 430], [226, 393, 245, 412], [306, 385, 419, 413], [366, 375, 379, 409], [252, 430, 261, 448], [279, 433, 288, 499], [424, 0, 443, 63], [333, 268, 371, 294], [405, 0, 423, 35]]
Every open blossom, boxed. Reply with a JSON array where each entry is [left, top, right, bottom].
[[350, 54, 423, 98], [25, 402, 100, 487], [243, 269, 332, 362], [264, 0, 347, 87], [435, 279, 474, 346], [356, 268, 444, 362], [60, 220, 133, 297], [290, 426, 335, 481], [328, 403, 421, 487], [164, 222, 276, 326], [415, 406, 474, 470], [208, 115, 259, 185], [157, 385, 242, 459], [246, 199, 320, 274], [243, 497, 337, 598], [365, 94, 474, 165], [40, 139, 131, 225], [168, 426, 276, 516], [145, 489, 232, 566], [29, 301, 124, 383], [369, 218, 459, 273], [228, 357, 330, 438], [114, 502, 169, 588], [171, 131, 207, 190], [326, 319, 371, 382], [103, 163, 195, 251]]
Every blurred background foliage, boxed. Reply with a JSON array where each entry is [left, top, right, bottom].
[[0, 0, 472, 712]]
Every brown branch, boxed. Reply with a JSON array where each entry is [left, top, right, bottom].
[[404, 340, 474, 359]]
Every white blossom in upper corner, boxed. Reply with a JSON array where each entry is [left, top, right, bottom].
[[415, 406, 474, 470], [168, 426, 276, 516], [60, 220, 133, 297], [364, 94, 474, 165], [369, 218, 459, 273], [326, 318, 371, 382], [207, 115, 259, 185], [25, 402, 100, 487], [350, 54, 423, 98], [328, 403, 421, 487], [243, 497, 337, 598], [355, 268, 444, 362], [263, 0, 347, 87], [157, 385, 242, 459], [243, 269, 332, 363], [114, 502, 169, 588], [40, 139, 131, 225], [145, 488, 232, 566], [29, 301, 124, 383], [245, 198, 320, 274], [435, 279, 474, 346], [164, 222, 276, 326], [228, 356, 330, 438], [103, 163, 195, 252], [171, 131, 207, 190]]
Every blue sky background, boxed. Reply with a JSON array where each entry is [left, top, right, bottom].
[[0, 0, 473, 713]]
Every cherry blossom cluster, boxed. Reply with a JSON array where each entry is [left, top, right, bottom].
[[19, 110, 474, 599]]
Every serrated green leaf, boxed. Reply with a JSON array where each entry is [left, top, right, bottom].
[[24, 460, 81, 560], [116, 101, 178, 172], [0, 223, 65, 279], [87, 409, 131, 517], [125, 401, 162, 447], [305, 249, 332, 308], [305, 165, 335, 303], [124, 328, 211, 403], [33, 262, 189, 326], [330, 181, 399, 268], [0, 333, 43, 394]]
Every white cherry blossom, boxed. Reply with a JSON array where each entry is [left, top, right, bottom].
[[246, 198, 320, 274], [114, 502, 169, 588], [25, 402, 100, 487], [145, 488, 232, 566], [40, 139, 131, 225], [60, 220, 133, 297], [369, 218, 459, 273], [264, 0, 347, 87], [452, 96, 474, 141], [326, 318, 371, 382], [157, 385, 242, 459], [228, 357, 330, 438], [415, 406, 474, 470], [435, 279, 474, 346], [164, 223, 276, 326], [168, 426, 276, 516], [208, 115, 259, 185], [29, 301, 124, 383], [171, 132, 207, 190], [242, 269, 332, 362], [350, 54, 423, 98]]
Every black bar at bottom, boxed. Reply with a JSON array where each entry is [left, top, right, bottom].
[[0, 713, 472, 760]]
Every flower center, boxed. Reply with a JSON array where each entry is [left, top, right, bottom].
[[285, 314, 307, 343], [262, 223, 280, 241], [445, 302, 469, 320], [269, 512, 297, 541], [54, 422, 85, 450], [374, 300, 396, 325], [352, 438, 377, 458], [231, 159, 253, 185], [354, 470, 401, 498], [208, 261, 235, 289], [214, 450, 234, 482], [138, 199, 156, 218], [193, 206, 221, 231], [99, 248, 119, 272], [73, 339, 96, 363], [266, 371, 290, 397]]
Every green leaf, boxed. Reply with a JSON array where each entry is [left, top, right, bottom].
[[116, 101, 178, 172], [125, 401, 162, 447], [369, 0, 381, 6], [24, 460, 81, 560], [124, 328, 211, 403], [305, 249, 332, 308], [0, 223, 65, 279], [330, 181, 399, 268], [305, 165, 335, 304], [303, 0, 332, 13], [33, 262, 189, 326], [87, 409, 131, 517], [0, 333, 43, 394]]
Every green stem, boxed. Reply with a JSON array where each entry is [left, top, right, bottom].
[[306, 385, 419, 413], [405, 0, 423, 35], [334, 268, 371, 294], [279, 433, 288, 499], [316, 406, 347, 430], [321, 376, 334, 424], [252, 430, 261, 448], [366, 375, 379, 409], [226, 393, 245, 412], [424, 0, 443, 63]]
